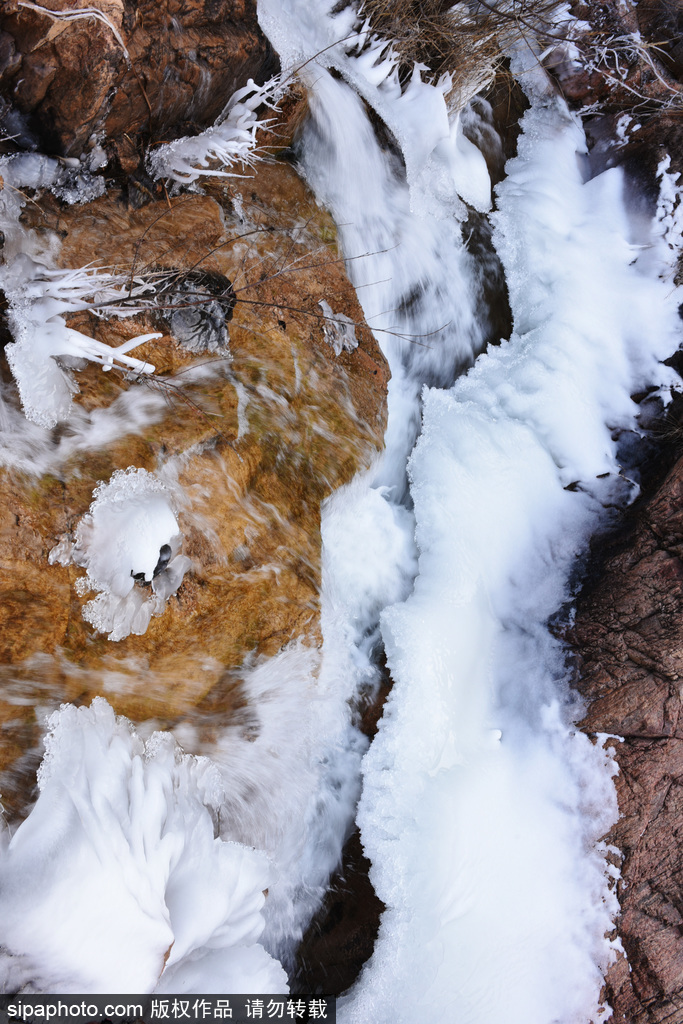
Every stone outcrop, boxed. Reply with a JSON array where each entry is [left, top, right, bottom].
[[570, 451, 683, 1022], [547, 8, 683, 1012], [0, 153, 389, 821], [0, 0, 276, 161]]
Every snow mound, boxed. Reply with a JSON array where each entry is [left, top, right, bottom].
[[0, 698, 287, 994], [50, 467, 191, 641]]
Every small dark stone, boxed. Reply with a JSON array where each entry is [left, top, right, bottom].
[[130, 544, 172, 585], [153, 544, 172, 579]]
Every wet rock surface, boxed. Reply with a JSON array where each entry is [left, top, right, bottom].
[[0, 155, 389, 822], [292, 827, 383, 998]]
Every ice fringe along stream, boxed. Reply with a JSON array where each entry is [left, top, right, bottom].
[[0, 0, 682, 1014], [261, 2, 683, 1021]]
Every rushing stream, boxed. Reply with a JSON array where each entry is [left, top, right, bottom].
[[1, 0, 682, 1019]]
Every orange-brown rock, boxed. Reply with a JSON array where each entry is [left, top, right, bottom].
[[0, 154, 389, 821], [0, 0, 276, 159], [570, 455, 683, 1023]]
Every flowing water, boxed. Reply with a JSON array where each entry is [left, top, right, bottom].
[[0, 0, 682, 1018]]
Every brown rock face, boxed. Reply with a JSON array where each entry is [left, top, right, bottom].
[[0, 155, 389, 821], [0, 0, 277, 158], [571, 455, 683, 1022]]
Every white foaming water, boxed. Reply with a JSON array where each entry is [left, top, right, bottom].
[[187, 643, 364, 968], [260, 0, 492, 493]]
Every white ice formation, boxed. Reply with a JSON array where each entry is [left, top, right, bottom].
[[50, 467, 191, 641], [0, 699, 287, 994]]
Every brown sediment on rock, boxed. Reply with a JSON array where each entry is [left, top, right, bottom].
[[570, 450, 683, 1022], [0, 152, 389, 821]]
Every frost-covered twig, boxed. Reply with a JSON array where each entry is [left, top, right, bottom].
[[147, 75, 287, 186], [580, 33, 683, 107], [1, 256, 164, 426]]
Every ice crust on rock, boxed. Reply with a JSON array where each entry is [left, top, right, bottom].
[[0, 698, 287, 994], [318, 299, 358, 356], [51, 467, 191, 641], [0, 156, 161, 428]]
